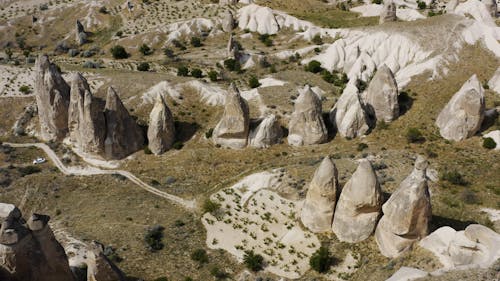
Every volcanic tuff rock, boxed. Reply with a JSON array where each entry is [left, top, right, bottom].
[[332, 159, 382, 243], [103, 87, 145, 160], [222, 10, 235, 32], [483, 0, 498, 17], [330, 84, 372, 139], [68, 73, 106, 154], [375, 156, 432, 258], [436, 74, 485, 141], [76, 20, 87, 45], [86, 241, 126, 281], [249, 114, 283, 148], [287, 85, 328, 146], [147, 95, 176, 155], [35, 55, 70, 141], [213, 83, 250, 149], [488, 67, 500, 94], [446, 0, 459, 12], [363, 65, 399, 123], [0, 203, 75, 281], [227, 34, 240, 59], [380, 0, 397, 24], [300, 156, 339, 233]]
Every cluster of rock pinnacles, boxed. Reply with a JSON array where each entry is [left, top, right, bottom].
[[301, 155, 431, 258]]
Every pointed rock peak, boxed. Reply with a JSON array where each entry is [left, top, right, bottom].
[[27, 213, 50, 231], [154, 92, 167, 107], [296, 84, 320, 108], [315, 156, 336, 179], [36, 54, 50, 70], [105, 86, 123, 110], [228, 82, 241, 96], [414, 155, 428, 172], [462, 74, 483, 94], [70, 72, 89, 87], [357, 158, 374, 172]]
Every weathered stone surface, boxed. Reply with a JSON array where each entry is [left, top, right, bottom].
[[35, 55, 70, 141], [446, 0, 459, 13], [330, 84, 372, 139], [288, 85, 328, 146], [103, 87, 145, 159], [227, 34, 240, 59], [68, 73, 106, 154], [483, 0, 498, 17], [364, 65, 399, 123], [436, 75, 485, 141], [147, 95, 176, 155], [380, 0, 397, 24], [222, 10, 235, 32], [300, 156, 339, 233], [375, 156, 432, 258], [76, 20, 87, 45], [249, 114, 283, 148], [87, 242, 126, 281], [213, 83, 250, 149], [332, 159, 382, 243]]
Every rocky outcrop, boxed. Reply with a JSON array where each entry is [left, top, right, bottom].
[[420, 224, 500, 269], [436, 75, 485, 141], [483, 0, 497, 17], [103, 87, 145, 159], [220, 0, 238, 5], [249, 114, 283, 148], [446, 0, 459, 13], [0, 203, 75, 281], [375, 156, 432, 258], [380, 0, 397, 24], [488, 67, 500, 94], [288, 85, 328, 146], [35, 55, 70, 141], [12, 104, 37, 136], [330, 84, 372, 139], [227, 34, 240, 59], [222, 10, 235, 32], [332, 159, 382, 243], [68, 73, 106, 154], [147, 95, 176, 155], [213, 83, 250, 149], [76, 20, 87, 45], [363, 65, 399, 123], [86, 242, 126, 281], [300, 156, 339, 233]]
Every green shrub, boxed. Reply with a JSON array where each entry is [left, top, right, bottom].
[[190, 36, 202, 47], [258, 34, 273, 47], [144, 146, 152, 154], [110, 45, 128, 59], [357, 143, 368, 151], [139, 44, 152, 55], [207, 70, 218, 81], [172, 39, 186, 50], [144, 225, 164, 252], [441, 170, 468, 186], [99, 6, 108, 14], [243, 250, 264, 272], [191, 68, 203, 78], [210, 267, 229, 279], [203, 199, 221, 214], [19, 85, 31, 94], [321, 70, 335, 84], [191, 249, 209, 264], [483, 137, 496, 149], [115, 31, 123, 37], [137, 62, 150, 72], [248, 76, 261, 88], [417, 1, 426, 9], [177, 66, 189, 77], [312, 34, 323, 45], [205, 128, 214, 139], [309, 246, 334, 273], [163, 48, 174, 58], [223, 58, 241, 72], [172, 141, 184, 150], [406, 127, 424, 143], [372, 0, 382, 3], [305, 60, 323, 73], [18, 165, 41, 177]]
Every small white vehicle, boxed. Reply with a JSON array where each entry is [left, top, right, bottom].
[[32, 157, 46, 165]]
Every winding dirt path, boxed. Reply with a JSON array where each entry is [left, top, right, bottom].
[[4, 142, 196, 210]]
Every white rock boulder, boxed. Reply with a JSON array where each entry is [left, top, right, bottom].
[[147, 95, 176, 155], [363, 65, 399, 123], [249, 114, 283, 148], [488, 67, 500, 94]]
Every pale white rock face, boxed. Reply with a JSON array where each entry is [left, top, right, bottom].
[[380, 0, 397, 24], [420, 224, 500, 269], [330, 84, 372, 139], [287, 85, 328, 146], [238, 4, 279, 34], [249, 114, 283, 148], [483, 130, 500, 150], [375, 156, 431, 258], [147, 95, 176, 155], [385, 266, 428, 281], [86, 241, 126, 281], [482, 0, 498, 17], [332, 159, 382, 243], [300, 157, 339, 233], [34, 55, 70, 141], [436, 75, 485, 141], [446, 0, 459, 13], [363, 65, 400, 123], [0, 203, 21, 220], [213, 83, 250, 149], [488, 67, 500, 94], [222, 10, 235, 32]]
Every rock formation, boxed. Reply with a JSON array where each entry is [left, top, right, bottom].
[[363, 65, 399, 123], [222, 10, 235, 32], [420, 224, 500, 269], [446, 0, 459, 13], [287, 85, 328, 146], [227, 34, 240, 59], [380, 0, 397, 24], [12, 103, 37, 136], [330, 84, 372, 139], [300, 156, 339, 233], [147, 95, 176, 155], [436, 75, 485, 141], [249, 114, 283, 148], [35, 54, 70, 141], [488, 67, 500, 94], [332, 159, 382, 243], [213, 83, 250, 149], [375, 156, 432, 258], [220, 0, 238, 5], [68, 73, 106, 154], [76, 20, 87, 45], [103, 87, 145, 159], [483, 0, 498, 17], [86, 242, 126, 281], [0, 203, 75, 281]]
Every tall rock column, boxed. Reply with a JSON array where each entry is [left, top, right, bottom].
[[363, 65, 399, 123], [380, 0, 397, 24], [35, 55, 70, 141], [147, 95, 176, 155], [375, 156, 432, 258]]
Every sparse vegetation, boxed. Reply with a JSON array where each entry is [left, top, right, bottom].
[[139, 44, 152, 56], [203, 199, 221, 214], [144, 225, 165, 252], [190, 36, 202, 47], [110, 45, 128, 59], [406, 128, 424, 143], [248, 76, 261, 88], [309, 246, 335, 273], [191, 249, 209, 264], [243, 250, 264, 272], [177, 66, 189, 77], [223, 58, 241, 72], [441, 170, 468, 186], [137, 62, 150, 72], [483, 137, 496, 149]]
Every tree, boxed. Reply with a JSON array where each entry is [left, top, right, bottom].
[[137, 62, 150, 71], [190, 36, 202, 47], [139, 44, 152, 55], [144, 225, 165, 252], [191, 68, 203, 78], [208, 70, 218, 82], [312, 34, 323, 45], [243, 250, 264, 272], [305, 60, 323, 73], [483, 137, 496, 149], [417, 1, 426, 9], [248, 76, 261, 88], [309, 247, 334, 273], [223, 58, 241, 72], [177, 66, 189, 77], [110, 45, 128, 59]]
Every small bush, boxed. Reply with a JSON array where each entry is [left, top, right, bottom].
[[248, 76, 261, 88], [312, 34, 323, 45], [309, 246, 334, 273], [417, 1, 426, 9], [210, 267, 229, 279], [406, 127, 424, 143], [18, 165, 41, 177], [144, 146, 152, 154], [305, 60, 323, 73], [172, 39, 186, 50], [163, 48, 174, 58], [19, 85, 31, 94], [144, 225, 165, 252], [483, 137, 496, 149], [177, 66, 189, 77], [110, 45, 128, 59], [203, 199, 221, 214], [191, 249, 209, 264], [190, 36, 202, 47], [357, 143, 368, 151], [115, 31, 123, 37], [99, 6, 108, 14], [461, 189, 479, 205], [208, 70, 218, 81], [205, 128, 214, 139], [258, 34, 273, 47], [191, 68, 203, 78], [139, 44, 152, 55], [137, 62, 150, 72], [441, 170, 468, 186], [172, 142, 184, 150], [243, 250, 264, 272], [224, 58, 241, 72]]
